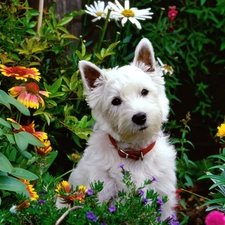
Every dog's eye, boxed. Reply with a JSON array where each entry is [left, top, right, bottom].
[[111, 97, 122, 106], [141, 89, 149, 96]]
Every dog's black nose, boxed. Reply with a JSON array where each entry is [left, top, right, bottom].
[[132, 112, 146, 125]]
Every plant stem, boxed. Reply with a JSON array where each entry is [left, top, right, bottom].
[[55, 205, 83, 225], [96, 10, 111, 53], [37, 0, 44, 34], [182, 188, 210, 201]]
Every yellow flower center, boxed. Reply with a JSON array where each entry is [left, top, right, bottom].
[[25, 82, 40, 94], [96, 11, 104, 17], [122, 9, 134, 17], [163, 65, 174, 74]]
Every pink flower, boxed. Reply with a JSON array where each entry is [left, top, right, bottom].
[[9, 82, 49, 109], [168, 6, 178, 22], [205, 211, 225, 225]]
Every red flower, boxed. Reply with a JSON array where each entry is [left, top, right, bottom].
[[7, 119, 48, 142], [0, 65, 41, 81], [168, 6, 178, 22]]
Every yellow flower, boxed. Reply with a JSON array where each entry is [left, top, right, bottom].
[[20, 180, 39, 201], [0, 64, 41, 81], [55, 180, 71, 195], [71, 153, 81, 161], [78, 185, 88, 194], [217, 123, 225, 138]]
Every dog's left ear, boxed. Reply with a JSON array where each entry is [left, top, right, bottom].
[[78, 60, 102, 92], [133, 38, 156, 72]]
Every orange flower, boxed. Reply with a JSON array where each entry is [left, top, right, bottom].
[[9, 82, 49, 109], [36, 139, 52, 156], [21, 179, 39, 201], [7, 119, 48, 142], [0, 64, 41, 81], [59, 193, 86, 203], [55, 181, 87, 205]]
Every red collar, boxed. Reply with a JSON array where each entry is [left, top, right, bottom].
[[108, 135, 156, 161]]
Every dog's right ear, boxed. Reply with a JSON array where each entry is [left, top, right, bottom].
[[78, 60, 102, 91]]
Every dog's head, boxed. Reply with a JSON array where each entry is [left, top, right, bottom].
[[78, 38, 169, 143]]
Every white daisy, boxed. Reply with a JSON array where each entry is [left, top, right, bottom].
[[108, 0, 153, 29], [85, 1, 110, 22], [157, 57, 174, 76]]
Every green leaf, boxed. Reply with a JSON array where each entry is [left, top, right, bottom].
[[0, 118, 11, 128], [208, 154, 225, 162], [57, 16, 73, 26], [42, 151, 58, 174], [19, 132, 45, 147], [17, 148, 32, 159], [14, 132, 29, 151], [0, 90, 11, 109], [184, 174, 193, 187], [62, 34, 78, 39], [200, 0, 206, 5], [5, 134, 15, 144], [7, 95, 30, 116], [49, 78, 62, 94], [57, 26, 68, 33], [0, 176, 26, 192], [0, 153, 13, 173], [10, 168, 38, 180], [209, 181, 225, 190]]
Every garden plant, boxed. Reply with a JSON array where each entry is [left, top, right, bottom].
[[0, 0, 225, 224]]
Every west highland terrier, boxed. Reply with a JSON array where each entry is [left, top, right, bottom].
[[57, 38, 177, 219]]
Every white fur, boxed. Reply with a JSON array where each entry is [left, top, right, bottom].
[[56, 38, 177, 220]]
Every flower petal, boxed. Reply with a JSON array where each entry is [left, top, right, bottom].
[[8, 86, 25, 97]]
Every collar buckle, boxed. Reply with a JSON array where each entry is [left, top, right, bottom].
[[118, 148, 129, 159]]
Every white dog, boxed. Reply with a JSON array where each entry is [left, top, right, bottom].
[[57, 38, 177, 219]]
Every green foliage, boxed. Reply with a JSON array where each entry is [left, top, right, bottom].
[[172, 112, 196, 188], [0, 167, 179, 225], [199, 148, 225, 212]]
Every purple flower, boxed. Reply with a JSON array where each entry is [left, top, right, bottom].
[[39, 190, 47, 195], [139, 189, 144, 196], [108, 205, 116, 213], [167, 214, 180, 225], [156, 217, 161, 222], [86, 212, 98, 222], [38, 200, 45, 205], [157, 198, 164, 206], [158, 207, 163, 215], [152, 176, 157, 182], [86, 189, 94, 196], [143, 198, 149, 204], [119, 164, 124, 169], [170, 222, 180, 225]]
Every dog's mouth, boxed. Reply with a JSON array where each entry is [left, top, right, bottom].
[[139, 126, 148, 131]]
